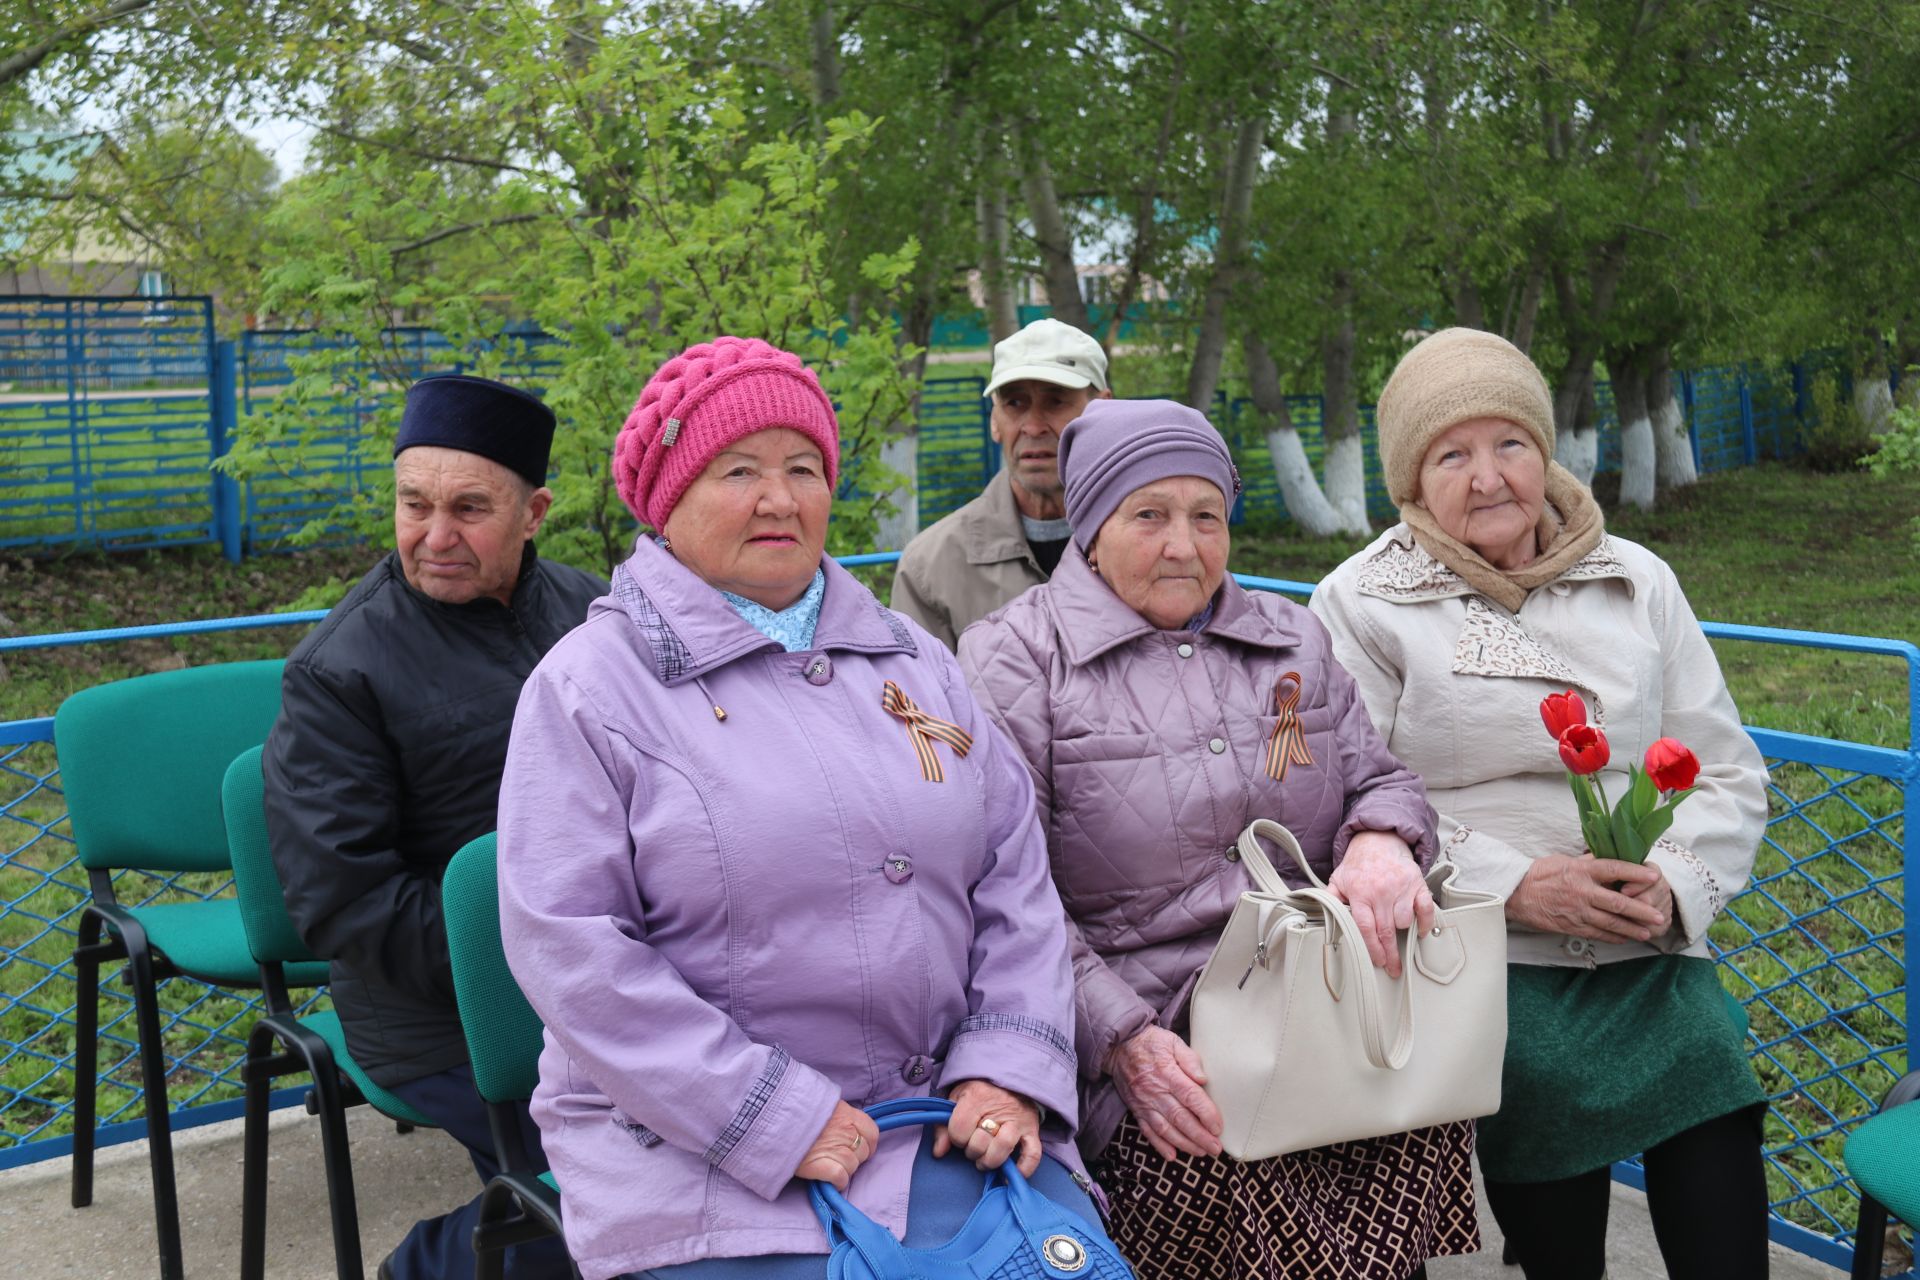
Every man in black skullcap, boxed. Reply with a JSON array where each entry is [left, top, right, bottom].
[[265, 374, 604, 1280]]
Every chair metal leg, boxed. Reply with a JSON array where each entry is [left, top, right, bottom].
[[124, 932, 186, 1280], [68, 911, 103, 1210], [1851, 1191, 1888, 1280], [240, 1021, 277, 1280], [307, 1065, 366, 1280]]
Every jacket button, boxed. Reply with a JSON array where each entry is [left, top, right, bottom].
[[805, 656, 833, 686], [1564, 937, 1590, 956], [1224, 847, 1241, 862], [1177, 643, 1194, 658], [884, 856, 913, 884], [901, 1055, 934, 1084], [1208, 737, 1226, 754]]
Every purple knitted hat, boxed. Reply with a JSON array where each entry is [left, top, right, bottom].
[[1058, 399, 1241, 551]]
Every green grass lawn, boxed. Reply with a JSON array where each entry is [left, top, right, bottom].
[[0, 461, 1914, 1245]]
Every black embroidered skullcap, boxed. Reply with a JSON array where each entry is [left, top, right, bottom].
[[393, 374, 555, 487]]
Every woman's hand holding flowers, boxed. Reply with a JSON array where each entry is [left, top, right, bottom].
[[1507, 853, 1669, 943], [1328, 830, 1436, 977]]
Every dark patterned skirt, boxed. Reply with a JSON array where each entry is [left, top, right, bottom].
[[1097, 1114, 1480, 1280]]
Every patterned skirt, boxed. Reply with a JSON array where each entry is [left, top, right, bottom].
[[1097, 1114, 1480, 1280]]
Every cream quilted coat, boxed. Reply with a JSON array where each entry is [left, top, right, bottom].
[[1311, 526, 1769, 971], [960, 545, 1436, 1157]]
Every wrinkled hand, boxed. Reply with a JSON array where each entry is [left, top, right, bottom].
[[1620, 863, 1675, 934], [794, 1100, 880, 1193], [1108, 1026, 1223, 1161], [1328, 830, 1436, 977], [1507, 853, 1667, 944], [933, 1079, 1042, 1176]]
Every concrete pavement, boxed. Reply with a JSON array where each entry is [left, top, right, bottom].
[[0, 1109, 1846, 1279]]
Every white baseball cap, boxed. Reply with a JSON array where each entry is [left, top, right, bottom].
[[983, 318, 1110, 398]]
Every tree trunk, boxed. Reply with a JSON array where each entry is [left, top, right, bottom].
[[1507, 257, 1545, 354], [1855, 343, 1896, 433], [1184, 113, 1264, 410], [1320, 276, 1369, 530], [1609, 350, 1655, 510], [974, 127, 1019, 344], [1098, 13, 1187, 352], [1648, 347, 1697, 490], [1243, 332, 1362, 536], [1554, 352, 1600, 484], [810, 0, 840, 115], [1016, 124, 1090, 333], [876, 435, 918, 550]]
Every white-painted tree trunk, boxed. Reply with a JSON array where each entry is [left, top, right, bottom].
[[1555, 430, 1599, 486], [1855, 377, 1896, 435], [1263, 426, 1347, 537], [1618, 413, 1656, 509], [1650, 375, 1697, 490], [875, 433, 918, 550], [1323, 434, 1369, 532]]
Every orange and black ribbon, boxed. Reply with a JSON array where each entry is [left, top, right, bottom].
[[1265, 671, 1315, 782], [881, 681, 974, 782]]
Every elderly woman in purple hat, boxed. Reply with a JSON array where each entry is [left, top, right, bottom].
[[958, 399, 1479, 1280], [495, 337, 1108, 1280]]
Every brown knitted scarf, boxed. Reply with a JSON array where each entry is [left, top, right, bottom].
[[1401, 462, 1606, 613]]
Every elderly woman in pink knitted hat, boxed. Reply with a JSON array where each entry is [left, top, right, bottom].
[[960, 398, 1477, 1280], [1312, 329, 1769, 1280], [495, 338, 1116, 1279]]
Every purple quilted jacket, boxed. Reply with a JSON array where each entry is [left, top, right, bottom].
[[958, 546, 1436, 1157]]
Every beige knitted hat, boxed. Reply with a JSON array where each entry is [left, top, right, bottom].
[[1375, 328, 1555, 505]]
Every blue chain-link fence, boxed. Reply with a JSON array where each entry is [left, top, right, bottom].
[[0, 577, 1912, 1274]]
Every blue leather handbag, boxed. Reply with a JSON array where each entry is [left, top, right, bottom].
[[807, 1098, 1135, 1280]]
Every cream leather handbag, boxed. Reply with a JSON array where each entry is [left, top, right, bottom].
[[1189, 818, 1510, 1160]]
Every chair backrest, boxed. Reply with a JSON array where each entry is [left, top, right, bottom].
[[222, 744, 320, 966], [443, 833, 546, 1104], [56, 659, 286, 873]]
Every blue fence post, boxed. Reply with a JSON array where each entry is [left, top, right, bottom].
[[1739, 371, 1758, 467], [209, 339, 243, 562]]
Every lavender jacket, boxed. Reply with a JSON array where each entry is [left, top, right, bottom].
[[958, 547, 1437, 1157], [497, 541, 1082, 1280]]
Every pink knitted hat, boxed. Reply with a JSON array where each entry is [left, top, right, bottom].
[[613, 337, 840, 529]]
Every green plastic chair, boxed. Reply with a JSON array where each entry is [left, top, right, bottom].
[[442, 832, 577, 1280], [223, 744, 436, 1280], [55, 659, 327, 1280], [1844, 1068, 1920, 1280]]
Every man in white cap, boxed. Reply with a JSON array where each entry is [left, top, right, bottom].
[[892, 318, 1113, 649]]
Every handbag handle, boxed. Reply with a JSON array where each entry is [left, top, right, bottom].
[[1284, 886, 1416, 1070], [1235, 818, 1321, 893]]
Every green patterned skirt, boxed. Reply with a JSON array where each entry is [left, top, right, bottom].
[[1476, 954, 1767, 1184]]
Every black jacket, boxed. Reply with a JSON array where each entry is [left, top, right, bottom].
[[264, 545, 606, 1086]]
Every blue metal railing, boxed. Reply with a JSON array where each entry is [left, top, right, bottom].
[[0, 557, 1912, 1274]]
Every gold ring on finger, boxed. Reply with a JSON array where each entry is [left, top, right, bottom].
[[976, 1116, 1002, 1137]]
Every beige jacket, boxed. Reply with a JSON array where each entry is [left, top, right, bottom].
[[1310, 526, 1768, 969], [891, 474, 1050, 651]]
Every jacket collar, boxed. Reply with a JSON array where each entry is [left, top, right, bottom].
[[607, 537, 916, 685], [1044, 543, 1301, 667], [1355, 524, 1632, 605], [960, 473, 1041, 567]]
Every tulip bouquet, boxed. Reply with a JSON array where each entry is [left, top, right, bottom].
[[1540, 691, 1700, 864]]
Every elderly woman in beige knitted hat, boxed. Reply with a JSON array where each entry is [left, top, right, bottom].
[[1311, 329, 1772, 1280]]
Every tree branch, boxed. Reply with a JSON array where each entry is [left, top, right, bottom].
[[387, 213, 545, 256], [0, 0, 157, 88]]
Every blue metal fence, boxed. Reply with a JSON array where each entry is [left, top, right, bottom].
[[0, 565, 1912, 1274], [1, 299, 1822, 557]]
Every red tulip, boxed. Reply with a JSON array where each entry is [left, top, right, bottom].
[[1557, 723, 1610, 775], [1644, 737, 1701, 791], [1540, 690, 1588, 740]]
